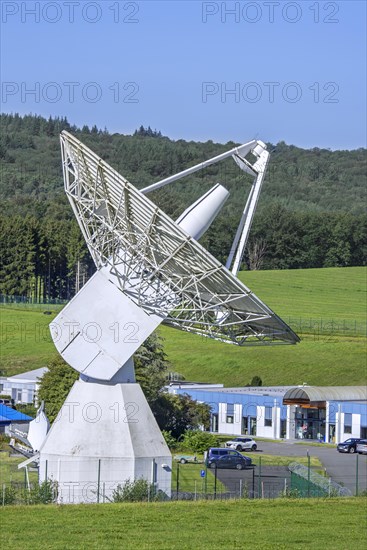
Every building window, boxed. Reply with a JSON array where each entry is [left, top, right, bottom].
[[265, 407, 272, 427], [344, 413, 352, 434], [211, 414, 218, 432], [226, 403, 234, 423]]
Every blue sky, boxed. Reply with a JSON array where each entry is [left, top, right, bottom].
[[1, 0, 366, 149]]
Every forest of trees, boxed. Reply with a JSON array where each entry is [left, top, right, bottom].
[[0, 113, 366, 300]]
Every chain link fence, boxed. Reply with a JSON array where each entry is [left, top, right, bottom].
[[288, 462, 352, 497], [174, 462, 293, 500], [286, 317, 366, 338], [1, 296, 365, 336], [0, 294, 67, 310], [1, 449, 364, 505]]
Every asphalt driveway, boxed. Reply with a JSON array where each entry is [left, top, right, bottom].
[[214, 465, 289, 499], [256, 441, 367, 495]]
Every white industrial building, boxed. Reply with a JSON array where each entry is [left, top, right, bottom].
[[0, 367, 48, 404], [168, 383, 367, 444]]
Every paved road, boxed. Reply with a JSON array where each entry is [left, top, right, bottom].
[[215, 465, 289, 499], [256, 441, 367, 495], [213, 441, 367, 496]]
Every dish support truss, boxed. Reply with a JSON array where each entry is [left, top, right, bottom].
[[61, 131, 299, 346]]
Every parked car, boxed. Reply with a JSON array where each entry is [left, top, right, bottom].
[[173, 454, 200, 464], [356, 440, 367, 455], [336, 438, 362, 454], [206, 448, 252, 470], [226, 437, 257, 452]]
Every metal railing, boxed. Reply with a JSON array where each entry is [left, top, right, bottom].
[[288, 461, 352, 497]]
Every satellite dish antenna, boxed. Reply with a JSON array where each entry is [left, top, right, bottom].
[[38, 132, 299, 504], [27, 401, 50, 453]]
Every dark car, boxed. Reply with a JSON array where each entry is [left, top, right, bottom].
[[337, 438, 362, 454], [206, 448, 252, 470]]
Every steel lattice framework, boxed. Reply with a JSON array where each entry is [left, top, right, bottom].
[[61, 131, 299, 346]]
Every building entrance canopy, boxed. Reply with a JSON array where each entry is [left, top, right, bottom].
[[283, 386, 367, 407]]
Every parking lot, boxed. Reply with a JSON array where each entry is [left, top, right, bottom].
[[215, 464, 290, 499], [248, 440, 367, 494]]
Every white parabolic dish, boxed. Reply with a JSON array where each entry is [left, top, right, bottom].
[[52, 132, 299, 381]]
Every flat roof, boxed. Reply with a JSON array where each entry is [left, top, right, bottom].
[[185, 386, 293, 397], [174, 384, 367, 403]]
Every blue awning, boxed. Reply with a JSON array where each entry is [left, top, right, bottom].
[[0, 404, 33, 422]]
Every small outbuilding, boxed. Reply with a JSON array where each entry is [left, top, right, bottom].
[[0, 367, 48, 404], [0, 404, 33, 435]]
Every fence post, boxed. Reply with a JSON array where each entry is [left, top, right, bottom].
[[355, 453, 359, 496], [97, 459, 101, 503], [214, 465, 217, 500], [239, 478, 242, 498], [307, 452, 311, 497], [2, 484, 5, 506], [258, 457, 262, 498], [176, 462, 179, 500], [252, 468, 255, 498]]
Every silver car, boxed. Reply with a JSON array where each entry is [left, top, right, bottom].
[[225, 437, 257, 452], [356, 440, 367, 454]]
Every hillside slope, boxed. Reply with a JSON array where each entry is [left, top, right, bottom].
[[1, 267, 365, 386], [162, 266, 366, 386]]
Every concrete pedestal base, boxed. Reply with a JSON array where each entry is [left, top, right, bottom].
[[38, 381, 172, 503]]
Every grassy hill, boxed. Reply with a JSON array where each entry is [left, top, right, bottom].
[[162, 266, 366, 386], [2, 499, 365, 550], [0, 266, 366, 385]]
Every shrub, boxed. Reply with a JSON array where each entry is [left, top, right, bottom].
[[181, 430, 220, 454], [162, 430, 177, 449], [16, 403, 37, 417], [1, 485, 17, 505], [0, 433, 10, 451], [112, 478, 168, 503], [24, 480, 58, 505]]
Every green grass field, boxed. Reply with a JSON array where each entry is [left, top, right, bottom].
[[238, 266, 366, 321], [1, 267, 366, 385], [0, 307, 60, 374], [0, 450, 38, 485], [2, 498, 365, 549]]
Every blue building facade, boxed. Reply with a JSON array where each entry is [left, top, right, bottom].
[[168, 384, 367, 443]]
